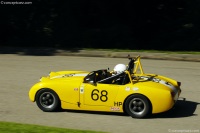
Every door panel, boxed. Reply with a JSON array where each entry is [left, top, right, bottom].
[[83, 83, 119, 107]]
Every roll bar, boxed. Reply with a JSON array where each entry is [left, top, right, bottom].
[[127, 55, 144, 75]]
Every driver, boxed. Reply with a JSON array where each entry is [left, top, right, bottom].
[[112, 64, 126, 84], [112, 64, 126, 75]]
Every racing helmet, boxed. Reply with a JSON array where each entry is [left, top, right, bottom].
[[113, 64, 126, 74]]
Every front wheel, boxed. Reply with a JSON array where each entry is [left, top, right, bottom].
[[124, 94, 151, 118], [36, 89, 61, 112]]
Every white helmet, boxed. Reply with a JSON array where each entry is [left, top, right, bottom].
[[113, 64, 126, 74]]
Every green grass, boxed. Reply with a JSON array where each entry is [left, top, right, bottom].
[[84, 48, 200, 54], [0, 121, 106, 133]]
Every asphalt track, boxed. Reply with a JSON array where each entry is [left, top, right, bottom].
[[0, 55, 199, 133]]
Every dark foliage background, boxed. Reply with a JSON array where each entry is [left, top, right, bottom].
[[0, 0, 200, 51]]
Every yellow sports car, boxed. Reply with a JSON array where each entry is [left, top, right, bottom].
[[29, 56, 181, 118]]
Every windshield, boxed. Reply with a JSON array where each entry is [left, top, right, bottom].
[[83, 69, 110, 83]]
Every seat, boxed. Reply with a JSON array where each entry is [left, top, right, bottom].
[[122, 74, 130, 85]]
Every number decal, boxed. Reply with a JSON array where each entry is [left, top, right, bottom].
[[100, 90, 108, 102], [91, 89, 108, 102], [91, 89, 99, 101]]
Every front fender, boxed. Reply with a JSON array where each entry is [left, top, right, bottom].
[[29, 82, 43, 102], [29, 82, 51, 102]]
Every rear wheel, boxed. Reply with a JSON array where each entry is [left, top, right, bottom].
[[36, 89, 61, 112], [125, 94, 151, 118]]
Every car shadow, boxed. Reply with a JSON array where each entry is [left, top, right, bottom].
[[151, 99, 199, 118], [62, 109, 128, 117], [62, 99, 199, 119]]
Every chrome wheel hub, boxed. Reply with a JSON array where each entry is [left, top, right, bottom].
[[39, 92, 55, 109], [129, 98, 146, 115]]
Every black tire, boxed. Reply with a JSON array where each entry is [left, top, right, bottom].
[[36, 89, 61, 112], [124, 94, 151, 118]]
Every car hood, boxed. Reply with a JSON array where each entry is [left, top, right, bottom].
[[40, 70, 89, 82]]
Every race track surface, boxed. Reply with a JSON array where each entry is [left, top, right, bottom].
[[0, 55, 199, 133]]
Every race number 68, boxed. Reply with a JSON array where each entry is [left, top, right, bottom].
[[91, 89, 108, 102]]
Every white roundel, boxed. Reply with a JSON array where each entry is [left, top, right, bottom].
[[113, 64, 126, 74]]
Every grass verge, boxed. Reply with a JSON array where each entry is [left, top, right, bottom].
[[84, 48, 200, 54], [0, 121, 106, 133]]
